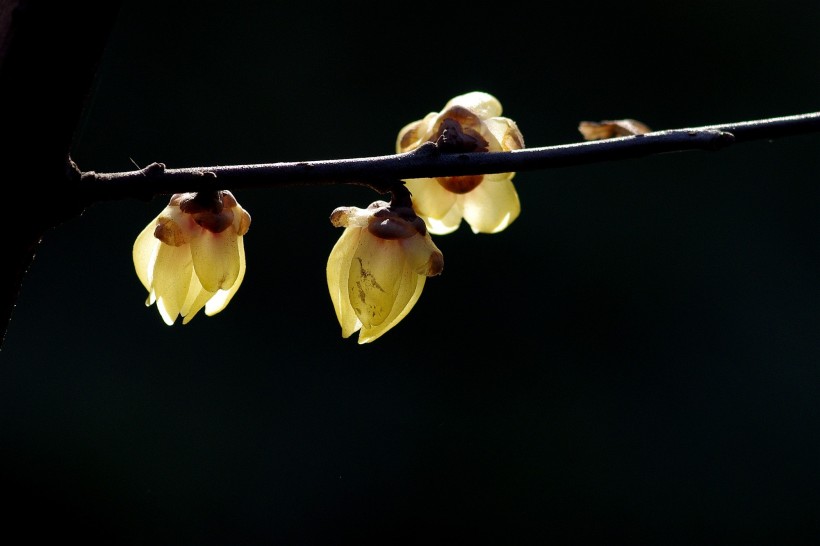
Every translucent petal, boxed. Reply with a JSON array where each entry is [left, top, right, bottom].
[[485, 118, 525, 151], [331, 205, 374, 229], [396, 119, 424, 153], [405, 178, 458, 220], [347, 234, 407, 329], [401, 233, 444, 276], [190, 229, 241, 292], [396, 112, 438, 152], [153, 243, 194, 325], [461, 177, 521, 234], [445, 91, 502, 120], [180, 272, 213, 324], [133, 218, 161, 291], [205, 236, 247, 317], [326, 227, 363, 338], [358, 267, 424, 344], [424, 204, 464, 235], [233, 203, 252, 236], [477, 123, 504, 152]]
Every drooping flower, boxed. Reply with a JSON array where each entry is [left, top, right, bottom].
[[133, 190, 251, 325], [327, 199, 444, 343], [396, 91, 525, 235]]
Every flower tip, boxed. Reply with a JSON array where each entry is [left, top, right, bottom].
[[427, 250, 444, 277], [329, 207, 350, 227]]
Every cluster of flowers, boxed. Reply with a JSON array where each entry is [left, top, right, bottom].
[[133, 92, 524, 342]]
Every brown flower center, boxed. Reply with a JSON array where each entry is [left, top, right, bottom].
[[437, 175, 483, 194], [433, 115, 489, 153], [175, 191, 236, 234]]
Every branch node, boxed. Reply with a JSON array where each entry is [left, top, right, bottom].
[[143, 162, 166, 176], [409, 141, 439, 157]]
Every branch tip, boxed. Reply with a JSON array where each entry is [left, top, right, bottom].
[[713, 130, 736, 149]]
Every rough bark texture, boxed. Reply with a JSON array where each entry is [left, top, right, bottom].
[[0, 0, 122, 348]]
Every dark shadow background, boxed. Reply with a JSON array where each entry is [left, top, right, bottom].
[[2, 1, 820, 544]]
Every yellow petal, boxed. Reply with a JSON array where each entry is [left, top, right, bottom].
[[424, 204, 465, 235], [405, 178, 457, 219], [153, 242, 194, 325], [485, 117, 525, 151], [133, 217, 161, 291], [405, 178, 464, 234], [232, 201, 252, 237], [358, 269, 424, 344], [347, 234, 407, 329], [396, 111, 439, 152], [444, 91, 503, 120], [327, 227, 363, 338], [461, 176, 521, 234], [190, 229, 241, 292], [205, 236, 247, 317], [180, 272, 213, 324], [401, 233, 444, 276]]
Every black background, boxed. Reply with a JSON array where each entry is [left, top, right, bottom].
[[2, 1, 820, 544]]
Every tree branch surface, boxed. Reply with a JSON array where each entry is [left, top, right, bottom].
[[78, 112, 820, 202], [0, 0, 123, 348]]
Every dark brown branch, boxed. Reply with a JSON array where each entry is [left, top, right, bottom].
[[76, 112, 820, 202], [0, 0, 123, 349]]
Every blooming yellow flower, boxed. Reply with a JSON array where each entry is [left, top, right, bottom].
[[396, 91, 525, 235], [327, 200, 444, 343], [133, 191, 251, 325]]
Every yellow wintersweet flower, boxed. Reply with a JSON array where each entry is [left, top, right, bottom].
[[133, 191, 251, 325], [396, 91, 525, 235], [327, 200, 444, 343]]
